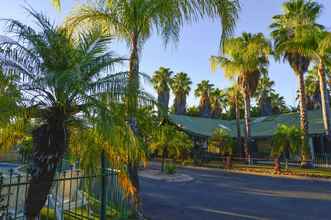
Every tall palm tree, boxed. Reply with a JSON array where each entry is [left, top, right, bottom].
[[195, 80, 214, 118], [270, 0, 323, 164], [170, 72, 192, 115], [254, 75, 275, 116], [210, 88, 226, 118], [152, 67, 173, 115], [65, 1, 240, 207], [211, 32, 271, 162], [0, 10, 131, 219], [226, 84, 243, 156], [305, 68, 321, 110], [306, 30, 331, 140], [270, 92, 289, 114]]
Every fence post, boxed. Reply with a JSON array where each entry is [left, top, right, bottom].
[[0, 173, 5, 218], [100, 150, 106, 220]]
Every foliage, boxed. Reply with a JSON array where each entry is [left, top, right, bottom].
[[210, 32, 271, 96], [271, 124, 302, 158], [150, 124, 193, 161], [210, 88, 226, 118], [164, 163, 176, 175], [186, 106, 200, 117], [65, 0, 240, 49], [0, 9, 153, 217], [209, 129, 235, 156], [170, 72, 192, 115], [194, 80, 214, 117], [152, 67, 173, 115]]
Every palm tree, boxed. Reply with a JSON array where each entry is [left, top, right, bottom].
[[0, 10, 130, 219], [305, 68, 321, 110], [210, 88, 226, 118], [225, 84, 243, 156], [151, 123, 192, 172], [211, 32, 271, 162], [254, 75, 275, 116], [186, 106, 200, 117], [152, 67, 173, 115], [271, 124, 301, 174], [270, 92, 289, 114], [66, 1, 240, 207], [195, 80, 214, 117], [306, 30, 331, 140], [209, 129, 236, 169], [170, 72, 192, 115], [270, 0, 323, 164]]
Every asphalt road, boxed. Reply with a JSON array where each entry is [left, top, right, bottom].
[[140, 166, 331, 220]]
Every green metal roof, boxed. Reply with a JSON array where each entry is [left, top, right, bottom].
[[169, 109, 325, 138]]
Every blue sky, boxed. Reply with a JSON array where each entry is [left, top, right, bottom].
[[1, 0, 331, 107]]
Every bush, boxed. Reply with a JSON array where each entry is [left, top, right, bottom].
[[165, 163, 176, 175]]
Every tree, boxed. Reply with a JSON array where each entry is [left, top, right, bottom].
[[211, 32, 271, 162], [66, 1, 240, 209], [270, 0, 323, 164], [225, 84, 243, 156], [209, 129, 235, 169], [270, 92, 289, 114], [186, 106, 200, 117], [254, 75, 275, 116], [151, 124, 192, 172], [271, 124, 301, 174], [304, 68, 321, 110], [0, 10, 131, 219], [210, 88, 226, 118], [170, 72, 192, 115], [195, 80, 214, 117], [152, 67, 173, 115], [306, 30, 331, 140]]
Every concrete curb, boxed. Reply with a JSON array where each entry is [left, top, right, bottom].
[[147, 161, 331, 183], [177, 164, 331, 183], [139, 169, 194, 182]]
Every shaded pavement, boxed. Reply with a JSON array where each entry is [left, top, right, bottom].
[[140, 165, 331, 220]]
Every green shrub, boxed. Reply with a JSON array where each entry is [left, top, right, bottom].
[[165, 163, 176, 175]]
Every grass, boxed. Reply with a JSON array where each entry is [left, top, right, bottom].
[[180, 159, 331, 179]]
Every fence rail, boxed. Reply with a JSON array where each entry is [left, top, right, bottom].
[[0, 166, 130, 220], [201, 152, 331, 168]]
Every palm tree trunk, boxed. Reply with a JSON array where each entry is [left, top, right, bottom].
[[161, 145, 167, 172], [235, 97, 243, 157], [274, 157, 281, 174], [25, 121, 67, 219], [127, 32, 144, 217], [243, 88, 252, 163], [297, 72, 311, 165], [318, 63, 331, 140]]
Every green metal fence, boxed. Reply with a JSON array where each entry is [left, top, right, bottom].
[[0, 164, 130, 219]]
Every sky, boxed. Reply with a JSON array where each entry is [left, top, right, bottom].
[[1, 0, 331, 108]]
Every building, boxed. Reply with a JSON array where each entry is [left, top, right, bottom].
[[169, 109, 330, 159]]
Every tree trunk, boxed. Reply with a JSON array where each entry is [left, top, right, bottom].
[[159, 90, 170, 116], [243, 88, 252, 163], [127, 33, 144, 218], [175, 95, 187, 115], [25, 120, 67, 219], [318, 62, 331, 140], [274, 157, 281, 174], [235, 96, 243, 158], [161, 145, 167, 173], [297, 72, 311, 165], [225, 155, 232, 169]]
